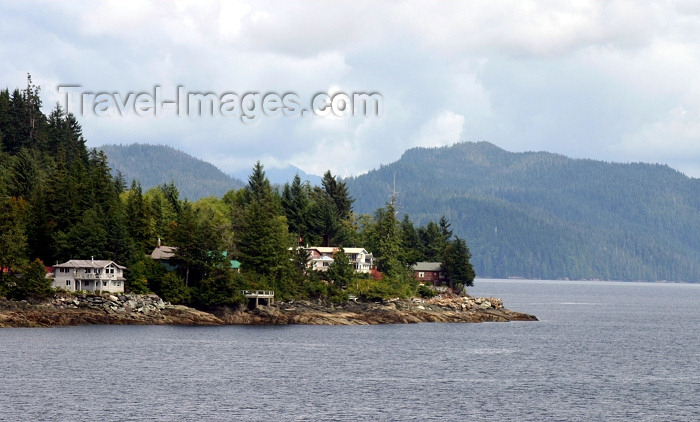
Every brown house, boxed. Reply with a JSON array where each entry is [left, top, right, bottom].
[[412, 262, 448, 286]]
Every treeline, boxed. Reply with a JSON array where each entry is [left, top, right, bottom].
[[99, 144, 245, 201], [346, 142, 700, 282], [0, 78, 474, 304]]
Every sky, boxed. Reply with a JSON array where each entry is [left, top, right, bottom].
[[2, 0, 700, 178]]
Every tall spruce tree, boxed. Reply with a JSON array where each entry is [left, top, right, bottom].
[[441, 236, 476, 290], [237, 162, 290, 276]]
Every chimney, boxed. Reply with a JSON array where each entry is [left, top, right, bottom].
[[91, 256, 94, 261], [158, 237, 161, 248]]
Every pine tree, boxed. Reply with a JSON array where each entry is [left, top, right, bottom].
[[237, 162, 291, 276], [371, 201, 404, 278], [281, 174, 310, 245], [320, 170, 354, 220], [326, 246, 354, 288], [441, 237, 476, 290], [0, 197, 29, 279]]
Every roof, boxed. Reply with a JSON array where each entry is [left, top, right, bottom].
[[151, 246, 177, 260], [412, 262, 442, 272], [305, 246, 370, 254], [54, 260, 127, 270]]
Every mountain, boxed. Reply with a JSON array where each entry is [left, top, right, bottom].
[[99, 144, 244, 200], [345, 142, 700, 282], [232, 165, 323, 187]]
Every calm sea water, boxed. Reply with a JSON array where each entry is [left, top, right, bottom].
[[0, 279, 698, 421]]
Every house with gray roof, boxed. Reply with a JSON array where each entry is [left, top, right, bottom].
[[412, 262, 448, 286], [52, 259, 126, 293]]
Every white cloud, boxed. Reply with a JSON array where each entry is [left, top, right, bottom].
[[2, 0, 700, 178], [414, 111, 465, 150]]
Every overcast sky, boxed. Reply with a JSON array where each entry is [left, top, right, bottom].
[[2, 1, 700, 178]]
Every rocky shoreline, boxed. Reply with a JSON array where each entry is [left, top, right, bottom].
[[0, 293, 537, 328]]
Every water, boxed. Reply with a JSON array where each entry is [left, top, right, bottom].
[[0, 279, 698, 421]]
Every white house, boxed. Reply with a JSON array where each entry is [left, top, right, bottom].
[[52, 259, 127, 293], [304, 247, 374, 273]]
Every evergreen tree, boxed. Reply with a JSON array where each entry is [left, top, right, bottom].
[[159, 272, 191, 304], [7, 259, 53, 301], [400, 214, 423, 265], [441, 237, 476, 290], [281, 174, 310, 245], [7, 148, 40, 199], [419, 221, 447, 262], [326, 246, 354, 289], [0, 197, 29, 279], [320, 170, 354, 220], [309, 193, 342, 247], [237, 162, 290, 276], [369, 201, 405, 278], [125, 180, 155, 254], [63, 206, 109, 260]]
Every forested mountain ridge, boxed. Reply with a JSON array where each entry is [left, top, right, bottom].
[[99, 144, 244, 200], [345, 142, 700, 282]]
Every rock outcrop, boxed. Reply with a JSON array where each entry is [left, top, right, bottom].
[[0, 294, 223, 327], [213, 295, 537, 325], [0, 293, 537, 328]]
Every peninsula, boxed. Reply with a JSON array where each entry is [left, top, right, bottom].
[[0, 292, 537, 328]]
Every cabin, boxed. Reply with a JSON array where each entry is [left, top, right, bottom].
[[412, 262, 448, 286], [304, 246, 374, 273], [52, 259, 127, 293]]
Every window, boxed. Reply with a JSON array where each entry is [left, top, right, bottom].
[[66, 280, 71, 286], [103, 281, 108, 287], [418, 272, 425, 278], [116, 281, 121, 286], [85, 268, 91, 273]]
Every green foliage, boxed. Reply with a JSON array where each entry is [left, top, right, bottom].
[[346, 141, 700, 282], [347, 277, 407, 302], [6, 259, 53, 301], [441, 237, 475, 290], [326, 246, 354, 289], [417, 284, 437, 298], [0, 197, 29, 276], [364, 201, 405, 278], [99, 144, 244, 201], [192, 269, 245, 307], [171, 201, 227, 286], [237, 162, 291, 276], [0, 79, 483, 309], [282, 174, 311, 243], [159, 272, 190, 305]]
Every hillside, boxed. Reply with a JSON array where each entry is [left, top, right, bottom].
[[345, 142, 700, 282], [99, 144, 244, 200], [231, 165, 322, 187]]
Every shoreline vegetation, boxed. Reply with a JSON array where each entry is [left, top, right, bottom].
[[0, 78, 532, 323], [0, 292, 537, 328]]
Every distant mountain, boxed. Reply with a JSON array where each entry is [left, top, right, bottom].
[[232, 165, 322, 187], [345, 142, 700, 282], [99, 144, 244, 200]]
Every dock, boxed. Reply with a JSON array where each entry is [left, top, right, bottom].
[[241, 290, 275, 307]]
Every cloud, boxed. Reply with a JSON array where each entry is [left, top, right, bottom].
[[2, 0, 700, 178]]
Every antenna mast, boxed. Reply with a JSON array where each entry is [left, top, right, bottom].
[[391, 171, 398, 212]]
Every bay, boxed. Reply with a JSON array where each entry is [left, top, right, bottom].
[[0, 279, 698, 421]]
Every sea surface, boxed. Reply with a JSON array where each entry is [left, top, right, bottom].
[[1, 279, 698, 421]]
